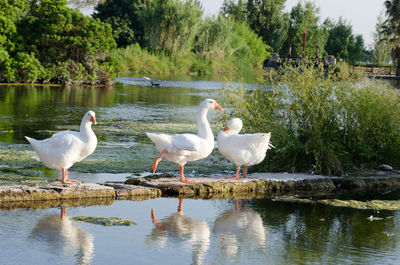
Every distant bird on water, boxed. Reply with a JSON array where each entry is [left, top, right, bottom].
[[143, 76, 161, 86]]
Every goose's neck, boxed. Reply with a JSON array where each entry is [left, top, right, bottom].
[[197, 108, 213, 140], [80, 121, 95, 140]]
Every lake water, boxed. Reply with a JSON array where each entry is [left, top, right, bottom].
[[1, 77, 400, 264]]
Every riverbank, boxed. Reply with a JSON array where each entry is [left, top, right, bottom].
[[1, 172, 400, 208]]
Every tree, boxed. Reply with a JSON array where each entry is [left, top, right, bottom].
[[371, 13, 392, 66], [18, 0, 117, 84], [280, 1, 328, 58], [93, 0, 142, 47], [193, 15, 234, 54], [0, 0, 32, 81], [221, 0, 288, 52], [220, 0, 247, 23], [324, 18, 366, 65], [246, 0, 288, 52], [136, 0, 203, 56], [382, 0, 400, 75]]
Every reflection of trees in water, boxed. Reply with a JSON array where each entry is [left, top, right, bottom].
[[147, 198, 210, 265], [30, 207, 94, 265], [0, 84, 202, 143], [250, 198, 399, 264], [213, 199, 266, 259]]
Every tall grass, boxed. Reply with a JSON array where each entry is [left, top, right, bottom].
[[223, 62, 400, 175]]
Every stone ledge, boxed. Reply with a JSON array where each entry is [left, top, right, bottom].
[[103, 183, 161, 199], [0, 182, 162, 204], [1, 173, 400, 206], [124, 173, 336, 197]]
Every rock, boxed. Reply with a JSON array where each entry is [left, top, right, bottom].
[[377, 164, 393, 171], [104, 183, 161, 199], [131, 174, 336, 198]]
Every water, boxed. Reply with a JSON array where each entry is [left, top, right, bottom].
[[1, 197, 400, 265], [1, 76, 400, 264]]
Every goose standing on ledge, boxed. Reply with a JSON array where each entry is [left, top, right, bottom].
[[146, 99, 223, 183], [217, 118, 274, 179], [25, 111, 97, 184]]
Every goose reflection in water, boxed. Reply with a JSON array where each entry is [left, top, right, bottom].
[[30, 207, 94, 265], [213, 199, 266, 256], [148, 198, 210, 265]]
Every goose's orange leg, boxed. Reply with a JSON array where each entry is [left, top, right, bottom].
[[151, 208, 158, 224], [242, 165, 247, 178], [177, 197, 184, 212], [152, 149, 168, 173], [179, 165, 195, 183], [61, 168, 79, 184], [227, 165, 242, 179]]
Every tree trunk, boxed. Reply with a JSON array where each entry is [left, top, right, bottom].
[[394, 47, 400, 76]]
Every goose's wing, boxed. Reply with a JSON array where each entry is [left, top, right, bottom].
[[172, 133, 202, 152], [39, 132, 85, 163], [239, 133, 273, 149], [45, 131, 83, 150]]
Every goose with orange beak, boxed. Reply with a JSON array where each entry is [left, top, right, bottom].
[[217, 118, 274, 179], [25, 111, 98, 184], [146, 99, 223, 183]]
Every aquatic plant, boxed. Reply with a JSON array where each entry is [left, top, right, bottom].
[[72, 216, 136, 226], [223, 61, 400, 175]]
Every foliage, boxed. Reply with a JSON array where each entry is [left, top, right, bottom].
[[371, 13, 392, 66], [111, 43, 191, 74], [220, 0, 288, 52], [324, 17, 367, 65], [0, 0, 117, 84], [136, 0, 203, 56], [223, 62, 400, 175], [245, 0, 289, 52], [280, 1, 328, 58], [193, 15, 233, 54], [113, 16, 270, 76], [220, 0, 247, 23], [227, 21, 271, 73], [381, 0, 400, 75], [93, 0, 141, 47]]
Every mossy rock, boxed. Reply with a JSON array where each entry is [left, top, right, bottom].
[[319, 199, 400, 211], [72, 216, 136, 226], [275, 196, 400, 211]]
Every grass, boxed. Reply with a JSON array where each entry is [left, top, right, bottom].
[[222, 61, 400, 176]]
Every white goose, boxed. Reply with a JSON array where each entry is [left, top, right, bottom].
[[25, 111, 97, 184], [217, 118, 274, 179], [146, 99, 223, 183]]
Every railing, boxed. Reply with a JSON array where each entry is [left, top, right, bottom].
[[353, 66, 395, 76]]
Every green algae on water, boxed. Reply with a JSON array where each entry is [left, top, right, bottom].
[[72, 216, 136, 226], [319, 199, 400, 211]]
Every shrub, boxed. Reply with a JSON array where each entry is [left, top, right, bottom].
[[223, 62, 400, 175]]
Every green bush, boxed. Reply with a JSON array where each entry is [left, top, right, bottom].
[[223, 62, 400, 175]]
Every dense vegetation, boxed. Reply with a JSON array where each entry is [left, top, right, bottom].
[[0, 0, 117, 84], [0, 0, 397, 80], [222, 63, 400, 175]]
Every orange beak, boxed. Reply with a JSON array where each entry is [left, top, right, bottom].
[[90, 116, 97, 125], [214, 102, 223, 111], [223, 126, 229, 131]]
